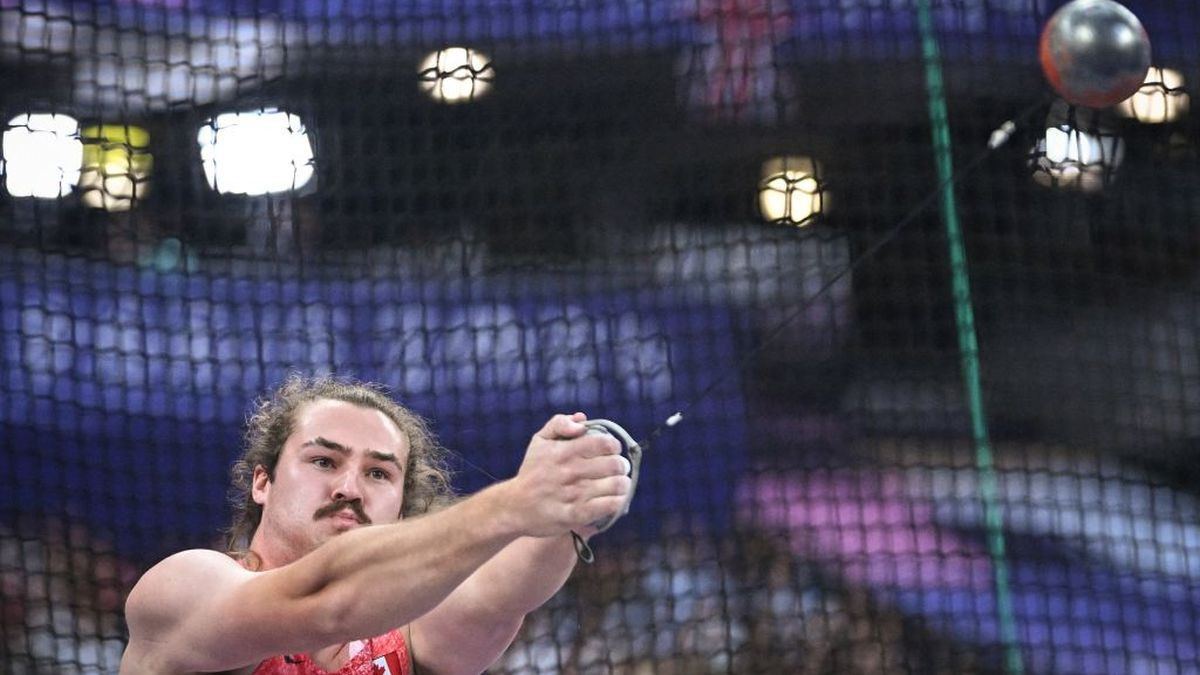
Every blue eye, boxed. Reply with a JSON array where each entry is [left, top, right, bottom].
[[368, 468, 390, 480]]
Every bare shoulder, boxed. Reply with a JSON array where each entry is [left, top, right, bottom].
[[143, 548, 246, 579], [121, 549, 255, 674], [122, 546, 343, 673], [145, 548, 247, 580], [126, 549, 248, 624]]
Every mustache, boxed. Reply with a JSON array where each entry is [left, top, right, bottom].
[[313, 499, 371, 524]]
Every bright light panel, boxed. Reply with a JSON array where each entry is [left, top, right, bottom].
[[2, 113, 82, 198], [80, 124, 152, 211], [758, 156, 828, 226], [1116, 67, 1190, 124], [197, 109, 314, 196], [1031, 125, 1125, 192], [419, 47, 495, 104]]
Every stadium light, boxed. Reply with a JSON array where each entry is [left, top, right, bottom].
[[1031, 123, 1125, 193], [419, 47, 495, 104], [197, 109, 314, 196], [757, 156, 828, 226], [1, 113, 82, 198], [79, 124, 152, 211], [1115, 67, 1189, 124]]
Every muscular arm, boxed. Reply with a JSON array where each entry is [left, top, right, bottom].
[[120, 414, 628, 674], [411, 415, 629, 674], [121, 482, 524, 674], [409, 534, 581, 674]]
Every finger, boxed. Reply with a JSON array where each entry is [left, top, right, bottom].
[[535, 413, 586, 441], [580, 474, 631, 501], [579, 432, 621, 458], [570, 455, 632, 480], [577, 495, 628, 529], [617, 455, 631, 475], [554, 432, 619, 462]]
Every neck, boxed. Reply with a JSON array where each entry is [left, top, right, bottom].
[[245, 530, 294, 571]]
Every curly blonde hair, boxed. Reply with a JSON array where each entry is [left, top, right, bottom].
[[225, 374, 455, 555]]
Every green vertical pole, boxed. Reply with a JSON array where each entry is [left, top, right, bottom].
[[911, 3, 1025, 673]]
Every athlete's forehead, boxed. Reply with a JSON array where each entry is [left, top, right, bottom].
[[289, 398, 410, 460]]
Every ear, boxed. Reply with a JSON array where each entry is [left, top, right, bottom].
[[252, 465, 272, 506]]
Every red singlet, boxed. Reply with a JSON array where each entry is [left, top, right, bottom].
[[250, 629, 410, 675]]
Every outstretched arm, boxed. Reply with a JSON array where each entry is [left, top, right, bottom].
[[120, 413, 628, 674], [122, 481, 525, 674], [410, 412, 628, 674], [409, 534, 580, 674]]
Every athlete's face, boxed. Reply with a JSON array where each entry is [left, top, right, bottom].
[[252, 398, 409, 561]]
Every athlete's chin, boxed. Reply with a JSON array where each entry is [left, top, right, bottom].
[[308, 523, 357, 548]]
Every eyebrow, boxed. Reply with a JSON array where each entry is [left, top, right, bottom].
[[302, 436, 405, 474]]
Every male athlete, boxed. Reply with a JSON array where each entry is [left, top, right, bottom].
[[119, 375, 632, 674]]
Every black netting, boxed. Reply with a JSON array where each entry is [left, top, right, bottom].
[[2, 1, 1198, 673]]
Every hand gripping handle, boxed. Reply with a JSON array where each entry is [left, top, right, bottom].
[[571, 419, 642, 563]]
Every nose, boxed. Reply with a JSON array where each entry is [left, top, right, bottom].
[[331, 468, 363, 502]]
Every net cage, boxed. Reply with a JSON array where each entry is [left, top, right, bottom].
[[1, 0, 1198, 673]]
